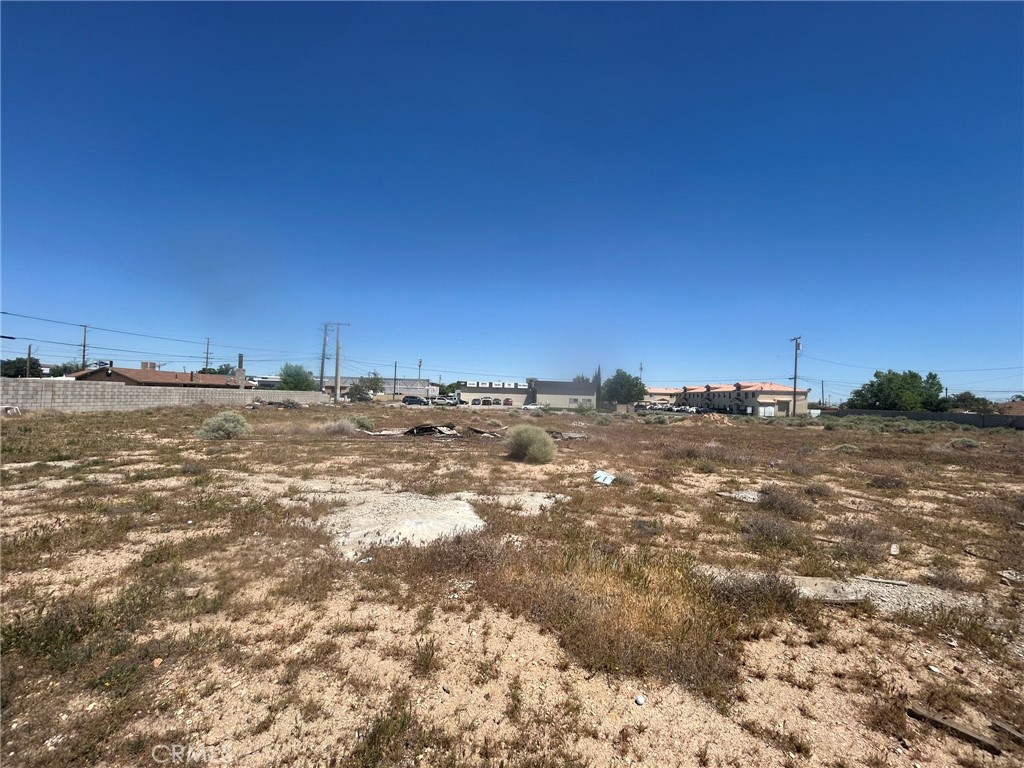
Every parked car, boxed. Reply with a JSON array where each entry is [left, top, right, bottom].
[[503, 398, 514, 406], [402, 395, 428, 406], [480, 397, 493, 406], [522, 403, 543, 410], [471, 398, 482, 406]]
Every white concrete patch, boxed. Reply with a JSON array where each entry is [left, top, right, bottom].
[[323, 491, 486, 559]]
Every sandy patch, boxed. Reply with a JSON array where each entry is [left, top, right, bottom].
[[322, 490, 486, 558]]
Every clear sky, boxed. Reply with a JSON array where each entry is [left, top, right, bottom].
[[2, 2, 1021, 403]]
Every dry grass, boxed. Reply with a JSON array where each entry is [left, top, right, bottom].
[[2, 404, 1021, 767]]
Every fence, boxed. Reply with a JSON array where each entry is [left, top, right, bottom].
[[836, 408, 1023, 430], [0, 378, 330, 413]]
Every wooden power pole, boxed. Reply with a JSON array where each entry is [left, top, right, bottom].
[[790, 336, 802, 416]]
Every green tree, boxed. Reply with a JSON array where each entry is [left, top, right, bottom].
[[198, 363, 236, 375], [572, 373, 592, 384], [601, 369, 647, 404], [279, 363, 317, 391], [845, 370, 949, 412], [1, 357, 43, 378], [949, 391, 995, 414], [348, 371, 385, 402]]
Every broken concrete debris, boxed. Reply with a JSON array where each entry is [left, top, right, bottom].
[[405, 423, 459, 436], [467, 426, 503, 438], [716, 490, 762, 503], [548, 431, 588, 441]]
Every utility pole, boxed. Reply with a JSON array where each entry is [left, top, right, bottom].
[[81, 325, 88, 369], [821, 380, 825, 408], [393, 361, 398, 401], [790, 336, 802, 417], [333, 322, 350, 404], [639, 362, 643, 379], [318, 325, 329, 391], [204, 338, 211, 370], [418, 358, 423, 396], [26, 344, 32, 378]]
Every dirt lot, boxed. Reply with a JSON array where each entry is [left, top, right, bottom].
[[1, 405, 1022, 767]]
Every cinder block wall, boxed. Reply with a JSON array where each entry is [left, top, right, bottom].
[[0, 379, 329, 412]]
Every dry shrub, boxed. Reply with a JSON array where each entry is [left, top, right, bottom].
[[867, 475, 908, 490], [367, 529, 808, 708], [305, 419, 359, 436], [948, 437, 981, 449], [867, 690, 909, 738], [506, 424, 556, 464], [804, 483, 833, 498], [924, 566, 973, 592], [826, 517, 890, 564], [707, 572, 800, 618], [195, 412, 251, 440], [757, 484, 815, 521], [615, 472, 637, 486], [741, 513, 806, 551], [974, 497, 1017, 526]]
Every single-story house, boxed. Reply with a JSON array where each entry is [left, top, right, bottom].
[[72, 366, 256, 389]]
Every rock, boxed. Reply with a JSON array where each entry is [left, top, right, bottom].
[[442, 685, 451, 694], [182, 588, 201, 599], [927, 665, 942, 674], [634, 695, 646, 706]]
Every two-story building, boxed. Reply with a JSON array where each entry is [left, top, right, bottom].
[[680, 382, 810, 416]]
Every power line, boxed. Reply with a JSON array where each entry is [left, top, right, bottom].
[[800, 353, 1022, 373], [0, 310, 298, 354]]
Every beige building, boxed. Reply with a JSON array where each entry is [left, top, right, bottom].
[[532, 379, 597, 409], [680, 382, 811, 416], [643, 387, 683, 405], [457, 378, 598, 409]]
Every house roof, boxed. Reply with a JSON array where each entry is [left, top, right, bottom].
[[646, 387, 683, 396], [997, 400, 1024, 416], [681, 382, 811, 395], [72, 367, 256, 388]]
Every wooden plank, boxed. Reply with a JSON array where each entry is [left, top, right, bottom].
[[907, 705, 1002, 755], [990, 719, 1024, 748]]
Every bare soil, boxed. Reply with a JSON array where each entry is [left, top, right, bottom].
[[1, 405, 1021, 767]]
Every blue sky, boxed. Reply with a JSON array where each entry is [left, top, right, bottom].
[[2, 2, 1021, 402]]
